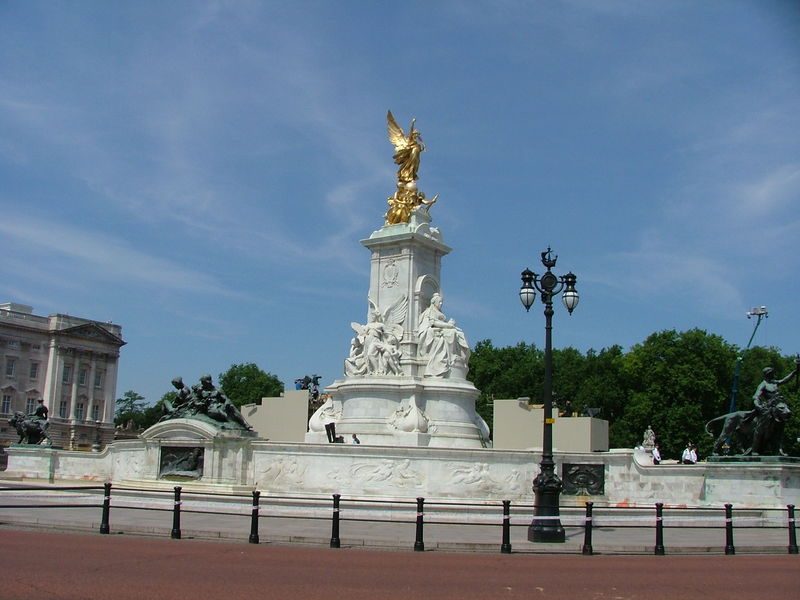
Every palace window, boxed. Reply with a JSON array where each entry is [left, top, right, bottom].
[[75, 402, 84, 420], [29, 362, 39, 380], [1, 395, 11, 414], [59, 400, 68, 419], [25, 398, 35, 414], [5, 358, 15, 377], [62, 365, 72, 384], [79, 368, 88, 386], [94, 371, 103, 388], [91, 404, 100, 421]]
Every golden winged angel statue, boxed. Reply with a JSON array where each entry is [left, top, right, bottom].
[[387, 110, 424, 183], [384, 111, 437, 225]]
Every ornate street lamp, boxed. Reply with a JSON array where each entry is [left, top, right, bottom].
[[727, 306, 767, 415], [519, 247, 579, 543], [92, 419, 102, 452]]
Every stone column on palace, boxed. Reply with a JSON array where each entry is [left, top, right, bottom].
[[42, 339, 61, 413], [103, 354, 119, 424]]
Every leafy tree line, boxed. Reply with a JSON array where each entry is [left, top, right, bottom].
[[115, 363, 283, 430], [113, 334, 799, 460], [468, 329, 800, 460]]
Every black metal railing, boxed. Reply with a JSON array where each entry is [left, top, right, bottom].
[[0, 483, 797, 556]]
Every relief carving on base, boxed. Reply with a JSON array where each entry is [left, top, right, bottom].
[[330, 459, 424, 489], [260, 457, 308, 488], [447, 463, 522, 495]]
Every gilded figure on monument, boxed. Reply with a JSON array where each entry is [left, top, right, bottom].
[[387, 110, 424, 183], [385, 111, 437, 225]]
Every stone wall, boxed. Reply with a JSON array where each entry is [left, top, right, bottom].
[[4, 440, 798, 509]]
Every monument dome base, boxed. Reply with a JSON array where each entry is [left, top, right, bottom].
[[306, 376, 490, 448]]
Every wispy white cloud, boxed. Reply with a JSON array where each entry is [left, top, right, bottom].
[[735, 164, 800, 215], [0, 2, 389, 273], [0, 214, 237, 297], [598, 246, 744, 317]]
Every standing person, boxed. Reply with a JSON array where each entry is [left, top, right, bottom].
[[652, 445, 661, 465], [351, 433, 361, 445]]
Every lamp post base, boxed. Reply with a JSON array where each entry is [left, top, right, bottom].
[[528, 520, 566, 543], [528, 468, 565, 543]]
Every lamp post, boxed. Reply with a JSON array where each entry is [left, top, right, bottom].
[[727, 306, 768, 415], [92, 419, 102, 452], [519, 247, 579, 543]]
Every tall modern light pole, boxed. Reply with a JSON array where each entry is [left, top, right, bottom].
[[519, 247, 579, 543], [727, 306, 768, 415]]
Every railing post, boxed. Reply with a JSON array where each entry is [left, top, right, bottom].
[[787, 504, 798, 555], [330, 494, 341, 548], [171, 486, 182, 540], [99, 482, 111, 534], [724, 503, 735, 555], [414, 497, 425, 552], [581, 501, 594, 555], [501, 500, 512, 554], [654, 502, 665, 555], [249, 490, 260, 544]]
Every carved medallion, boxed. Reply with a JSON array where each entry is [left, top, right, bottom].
[[381, 259, 400, 288], [561, 463, 604, 495]]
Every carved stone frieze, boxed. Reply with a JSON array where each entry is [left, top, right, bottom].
[[330, 458, 424, 489]]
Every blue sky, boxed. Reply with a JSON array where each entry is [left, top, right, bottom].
[[2, 1, 799, 406]]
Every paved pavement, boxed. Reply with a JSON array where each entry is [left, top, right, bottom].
[[2, 528, 799, 600], [0, 481, 796, 555]]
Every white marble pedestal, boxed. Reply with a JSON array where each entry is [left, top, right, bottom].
[[307, 376, 490, 448]]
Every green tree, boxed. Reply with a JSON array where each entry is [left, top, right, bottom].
[[574, 345, 628, 422], [114, 390, 147, 427], [114, 390, 171, 430], [140, 399, 166, 430], [218, 363, 283, 408], [616, 329, 737, 459], [552, 346, 588, 413], [468, 340, 545, 429], [466, 333, 799, 458]]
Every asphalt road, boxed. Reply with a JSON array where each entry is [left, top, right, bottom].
[[2, 529, 797, 600]]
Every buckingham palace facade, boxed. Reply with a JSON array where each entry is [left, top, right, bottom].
[[0, 302, 125, 449]]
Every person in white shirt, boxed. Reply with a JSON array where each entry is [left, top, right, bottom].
[[652, 445, 661, 465], [351, 433, 361, 445], [681, 443, 697, 464]]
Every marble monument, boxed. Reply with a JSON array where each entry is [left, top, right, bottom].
[[307, 111, 489, 447]]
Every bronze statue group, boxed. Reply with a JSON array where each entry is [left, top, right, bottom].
[[705, 361, 798, 457], [162, 374, 252, 430]]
